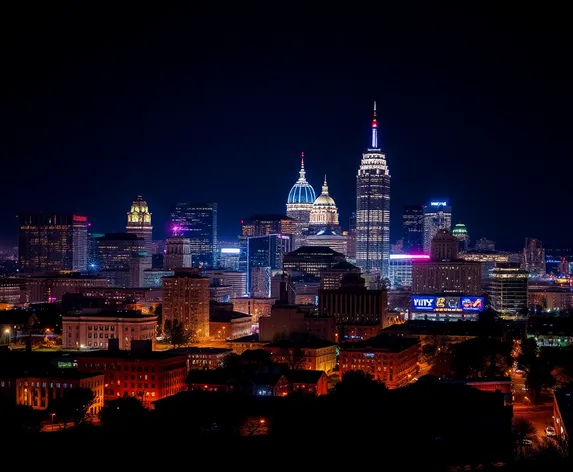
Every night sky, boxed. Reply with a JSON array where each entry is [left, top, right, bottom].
[[1, 4, 570, 250]]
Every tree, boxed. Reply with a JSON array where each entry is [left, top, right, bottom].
[[163, 319, 191, 348], [552, 365, 573, 388], [525, 358, 555, 403], [99, 396, 151, 432], [240, 417, 268, 436], [332, 370, 388, 397], [518, 338, 539, 372], [512, 418, 536, 459], [49, 387, 95, 428], [154, 304, 162, 335], [1, 404, 42, 434], [278, 345, 305, 370], [420, 335, 450, 365]]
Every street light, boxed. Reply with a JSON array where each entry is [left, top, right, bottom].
[[4, 328, 10, 346], [51, 413, 55, 432]]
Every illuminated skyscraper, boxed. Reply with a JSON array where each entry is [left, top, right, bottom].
[[422, 201, 452, 253], [356, 102, 391, 278], [170, 202, 218, 268], [19, 214, 88, 273], [286, 152, 316, 249], [402, 205, 424, 252], [126, 195, 153, 256]]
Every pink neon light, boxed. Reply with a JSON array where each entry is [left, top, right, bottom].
[[390, 254, 430, 260]]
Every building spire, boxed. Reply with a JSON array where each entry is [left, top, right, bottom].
[[299, 152, 306, 180], [322, 175, 329, 194], [371, 101, 378, 149]]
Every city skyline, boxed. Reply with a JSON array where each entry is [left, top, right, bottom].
[[1, 4, 570, 250]]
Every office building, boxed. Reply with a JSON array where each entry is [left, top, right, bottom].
[[489, 262, 529, 315], [452, 223, 470, 252], [356, 102, 391, 277], [62, 308, 157, 350], [19, 214, 88, 273], [27, 272, 110, 303], [96, 233, 146, 270], [283, 245, 346, 277], [422, 201, 452, 253], [347, 212, 357, 262], [339, 336, 420, 389], [218, 246, 244, 271], [241, 214, 296, 239], [204, 270, 247, 298], [523, 238, 546, 276], [247, 234, 291, 296], [286, 152, 317, 249], [126, 196, 153, 257], [475, 238, 496, 251], [162, 269, 210, 341], [320, 260, 361, 290], [170, 202, 218, 268], [143, 269, 174, 288], [402, 205, 424, 252], [388, 254, 430, 289], [319, 272, 389, 341], [164, 236, 193, 270]]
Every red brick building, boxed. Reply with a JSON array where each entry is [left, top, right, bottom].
[[339, 335, 420, 389], [263, 339, 337, 372], [284, 370, 328, 395], [73, 350, 188, 405]]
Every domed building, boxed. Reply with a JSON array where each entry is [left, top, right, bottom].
[[305, 176, 347, 255], [309, 176, 340, 233], [452, 222, 470, 252], [286, 153, 316, 248]]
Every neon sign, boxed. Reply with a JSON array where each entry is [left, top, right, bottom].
[[430, 201, 447, 207], [221, 248, 241, 254], [73, 215, 87, 222]]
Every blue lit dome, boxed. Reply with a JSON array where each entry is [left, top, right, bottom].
[[287, 155, 316, 205]]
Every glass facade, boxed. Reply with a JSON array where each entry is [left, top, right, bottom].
[[170, 202, 218, 268], [356, 150, 391, 278], [422, 202, 452, 253], [402, 205, 424, 252], [247, 234, 291, 296], [19, 214, 88, 273]]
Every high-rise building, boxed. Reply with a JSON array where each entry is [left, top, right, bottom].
[[422, 201, 452, 253], [164, 237, 193, 270], [247, 234, 291, 296], [240, 214, 296, 238], [126, 196, 153, 256], [475, 238, 496, 251], [489, 262, 529, 315], [347, 212, 357, 262], [162, 269, 210, 342], [523, 238, 546, 276], [283, 246, 346, 277], [19, 214, 88, 273], [356, 102, 391, 278], [402, 205, 424, 252], [452, 223, 470, 252], [286, 152, 316, 249], [96, 233, 146, 270], [170, 202, 218, 268]]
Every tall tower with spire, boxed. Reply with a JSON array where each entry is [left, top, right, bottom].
[[356, 102, 391, 279], [286, 152, 317, 249]]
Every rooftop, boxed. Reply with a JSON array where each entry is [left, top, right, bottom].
[[229, 334, 261, 343], [264, 339, 335, 349], [243, 214, 294, 222], [340, 334, 420, 352], [286, 246, 344, 256], [63, 308, 156, 319], [327, 260, 360, 271], [173, 347, 232, 355], [62, 349, 188, 361], [209, 310, 253, 323], [283, 369, 325, 383]]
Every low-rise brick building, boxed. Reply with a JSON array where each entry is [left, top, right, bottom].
[[339, 335, 420, 389], [263, 339, 337, 372]]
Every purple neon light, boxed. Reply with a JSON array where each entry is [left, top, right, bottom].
[[390, 254, 430, 260]]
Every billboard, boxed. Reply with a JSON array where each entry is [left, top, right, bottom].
[[460, 297, 484, 312], [411, 296, 485, 313], [411, 296, 436, 311]]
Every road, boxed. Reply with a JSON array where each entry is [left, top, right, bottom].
[[513, 403, 553, 440], [509, 369, 554, 440]]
